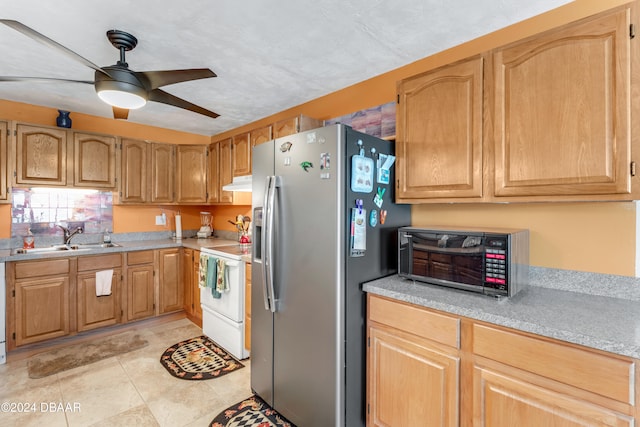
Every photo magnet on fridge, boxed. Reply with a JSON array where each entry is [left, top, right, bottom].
[[377, 153, 396, 185], [351, 153, 374, 193]]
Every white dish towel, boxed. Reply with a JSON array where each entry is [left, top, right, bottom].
[[95, 269, 113, 297]]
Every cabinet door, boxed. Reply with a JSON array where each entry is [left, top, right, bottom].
[[492, 8, 631, 198], [73, 132, 117, 188], [368, 325, 459, 427], [396, 56, 484, 201], [150, 143, 175, 203], [273, 115, 322, 138], [219, 138, 234, 203], [76, 269, 121, 332], [159, 249, 182, 313], [273, 117, 298, 139], [15, 124, 68, 186], [0, 121, 7, 201], [193, 250, 202, 320], [127, 264, 155, 321], [176, 145, 207, 203], [207, 142, 220, 203], [250, 125, 272, 147], [120, 138, 148, 203], [15, 276, 70, 346], [473, 365, 633, 427], [182, 248, 194, 314], [232, 132, 251, 176]]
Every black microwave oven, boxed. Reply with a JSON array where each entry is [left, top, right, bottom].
[[398, 226, 529, 297]]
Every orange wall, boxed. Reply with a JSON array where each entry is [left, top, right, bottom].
[[113, 204, 251, 234]]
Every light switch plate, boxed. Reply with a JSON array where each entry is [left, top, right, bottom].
[[155, 214, 166, 226]]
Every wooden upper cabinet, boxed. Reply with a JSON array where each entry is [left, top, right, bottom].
[[176, 144, 208, 203], [120, 138, 148, 203], [73, 132, 117, 188], [218, 138, 234, 203], [232, 132, 251, 176], [15, 124, 68, 186], [250, 125, 272, 147], [396, 56, 484, 202], [492, 7, 631, 198], [273, 115, 322, 139], [207, 142, 220, 203], [150, 143, 175, 203], [0, 121, 7, 201]]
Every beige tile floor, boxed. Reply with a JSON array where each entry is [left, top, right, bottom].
[[0, 318, 253, 427]]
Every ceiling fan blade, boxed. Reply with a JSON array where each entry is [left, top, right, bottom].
[[0, 19, 110, 78], [148, 88, 219, 119], [0, 76, 93, 84], [141, 68, 217, 90], [112, 106, 129, 120]]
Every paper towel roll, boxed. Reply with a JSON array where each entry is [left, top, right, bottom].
[[175, 214, 182, 239]]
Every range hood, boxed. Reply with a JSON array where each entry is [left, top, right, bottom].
[[222, 175, 252, 192]]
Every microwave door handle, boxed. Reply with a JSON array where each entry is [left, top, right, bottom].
[[265, 176, 279, 313], [260, 176, 273, 311]]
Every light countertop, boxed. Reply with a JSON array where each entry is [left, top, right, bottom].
[[363, 272, 640, 359], [0, 236, 244, 262]]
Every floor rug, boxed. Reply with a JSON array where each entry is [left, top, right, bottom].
[[210, 395, 296, 427], [160, 335, 244, 380], [28, 330, 148, 379]]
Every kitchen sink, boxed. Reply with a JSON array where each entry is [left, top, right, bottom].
[[11, 242, 121, 255]]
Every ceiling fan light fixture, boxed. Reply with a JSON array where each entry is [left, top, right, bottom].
[[95, 80, 147, 109]]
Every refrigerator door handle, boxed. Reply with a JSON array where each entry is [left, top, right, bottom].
[[265, 175, 280, 313], [261, 176, 273, 311]]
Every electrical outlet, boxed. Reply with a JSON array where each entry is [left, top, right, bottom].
[[155, 214, 166, 226]]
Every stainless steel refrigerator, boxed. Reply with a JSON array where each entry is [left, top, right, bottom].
[[251, 123, 410, 427]]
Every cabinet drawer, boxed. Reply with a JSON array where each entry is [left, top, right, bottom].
[[473, 324, 634, 404], [368, 295, 459, 348], [127, 250, 154, 265], [15, 258, 70, 279], [77, 253, 122, 271]]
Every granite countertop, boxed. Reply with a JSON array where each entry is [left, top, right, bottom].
[[0, 236, 242, 262], [363, 273, 640, 359]]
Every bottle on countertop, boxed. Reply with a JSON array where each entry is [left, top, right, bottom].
[[103, 229, 111, 244], [23, 228, 35, 249]]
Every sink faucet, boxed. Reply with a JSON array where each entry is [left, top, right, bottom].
[[57, 225, 84, 245]]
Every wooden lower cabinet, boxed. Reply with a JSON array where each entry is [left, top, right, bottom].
[[76, 253, 123, 332], [76, 269, 121, 332], [368, 325, 459, 427], [367, 295, 460, 427], [11, 259, 71, 347], [473, 365, 633, 427], [125, 250, 155, 321], [159, 248, 182, 314], [367, 295, 638, 427], [7, 248, 186, 350], [183, 248, 202, 325]]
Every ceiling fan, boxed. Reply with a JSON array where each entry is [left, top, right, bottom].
[[0, 19, 219, 120]]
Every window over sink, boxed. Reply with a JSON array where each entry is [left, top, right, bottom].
[[10, 187, 113, 238]]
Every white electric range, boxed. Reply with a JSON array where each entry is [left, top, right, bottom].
[[199, 244, 250, 360]]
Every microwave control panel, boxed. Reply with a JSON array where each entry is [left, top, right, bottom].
[[484, 237, 508, 291]]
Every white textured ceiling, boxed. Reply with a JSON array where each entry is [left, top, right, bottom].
[[0, 0, 571, 136]]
